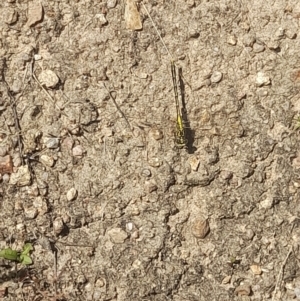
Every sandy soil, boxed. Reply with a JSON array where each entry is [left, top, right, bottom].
[[1, 0, 300, 300]]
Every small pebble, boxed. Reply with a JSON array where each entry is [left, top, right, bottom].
[[9, 165, 31, 186], [67, 187, 77, 201], [267, 40, 279, 50], [2, 174, 10, 182], [125, 0, 142, 30], [148, 157, 162, 167], [274, 27, 285, 40], [138, 72, 148, 79], [222, 275, 231, 284], [107, 0, 117, 8], [26, 2, 43, 27], [234, 284, 251, 296], [210, 71, 223, 83], [131, 230, 139, 239], [191, 218, 210, 239], [188, 28, 200, 39], [4, 8, 18, 25], [43, 137, 60, 149], [286, 29, 296, 39], [250, 264, 262, 275], [95, 278, 106, 288], [245, 228, 255, 240], [33, 196, 48, 215], [0, 155, 13, 174], [96, 13, 108, 26], [129, 206, 140, 216], [253, 43, 265, 53], [141, 168, 151, 177], [34, 54, 42, 61], [227, 35, 237, 45], [24, 206, 38, 219], [53, 217, 64, 236], [112, 46, 120, 52], [38, 70, 59, 88], [189, 156, 200, 171], [72, 145, 84, 157], [40, 154, 55, 167], [256, 72, 271, 87], [126, 222, 134, 231], [242, 34, 256, 47], [61, 137, 74, 150], [107, 228, 128, 244], [16, 223, 25, 232]]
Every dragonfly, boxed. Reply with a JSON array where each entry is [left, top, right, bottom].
[[171, 60, 187, 148]]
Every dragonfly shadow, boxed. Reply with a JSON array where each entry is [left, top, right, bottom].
[[178, 67, 196, 154]]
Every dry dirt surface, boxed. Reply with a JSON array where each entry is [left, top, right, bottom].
[[1, 0, 300, 300]]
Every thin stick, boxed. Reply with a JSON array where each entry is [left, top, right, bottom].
[[271, 246, 292, 301], [2, 80, 24, 164], [101, 82, 132, 131], [141, 2, 173, 60], [141, 1, 194, 91]]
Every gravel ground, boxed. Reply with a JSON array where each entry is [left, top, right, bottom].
[[1, 0, 300, 300]]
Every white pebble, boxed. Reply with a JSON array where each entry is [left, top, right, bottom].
[[96, 13, 108, 26], [126, 222, 134, 231], [256, 72, 271, 87], [260, 197, 273, 209], [189, 156, 200, 171], [34, 54, 42, 61], [210, 71, 222, 83], [43, 137, 60, 149], [107, 0, 117, 8], [227, 35, 237, 45], [38, 70, 59, 88], [72, 145, 84, 157], [67, 187, 77, 201]]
